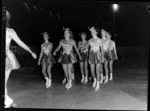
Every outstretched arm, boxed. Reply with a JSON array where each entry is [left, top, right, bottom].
[[10, 29, 36, 59], [38, 45, 43, 65], [53, 41, 62, 55]]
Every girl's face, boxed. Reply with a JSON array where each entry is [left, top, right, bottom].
[[81, 34, 86, 40], [64, 30, 70, 40], [91, 29, 97, 38], [43, 34, 49, 41], [101, 29, 106, 40], [106, 33, 111, 39]]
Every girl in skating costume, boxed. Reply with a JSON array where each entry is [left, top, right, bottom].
[[61, 48, 76, 84], [4, 10, 37, 108], [53, 28, 81, 90], [101, 29, 112, 84], [106, 32, 118, 81], [60, 28, 76, 84], [78, 32, 89, 84], [86, 27, 104, 91], [38, 32, 55, 89]]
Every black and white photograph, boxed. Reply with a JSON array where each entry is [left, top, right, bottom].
[[1, 0, 149, 110]]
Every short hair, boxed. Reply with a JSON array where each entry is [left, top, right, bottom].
[[106, 32, 112, 38], [89, 27, 98, 33], [64, 28, 73, 39]]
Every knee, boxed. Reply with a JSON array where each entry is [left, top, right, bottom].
[[91, 70, 94, 74], [96, 68, 99, 74], [42, 69, 46, 74]]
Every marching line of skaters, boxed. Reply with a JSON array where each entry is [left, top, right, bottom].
[[4, 9, 117, 108], [37, 27, 118, 91]]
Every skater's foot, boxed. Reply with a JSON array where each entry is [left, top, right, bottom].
[[45, 77, 49, 89], [66, 81, 72, 90], [81, 76, 85, 83], [65, 82, 69, 89], [92, 78, 96, 88], [104, 76, 108, 84], [84, 76, 88, 84], [95, 81, 100, 92], [5, 96, 14, 108], [47, 79, 52, 88], [62, 78, 66, 84]]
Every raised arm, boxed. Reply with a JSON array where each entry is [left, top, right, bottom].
[[53, 41, 62, 55], [10, 29, 36, 59], [38, 45, 44, 65]]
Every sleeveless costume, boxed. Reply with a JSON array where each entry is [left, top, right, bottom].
[[102, 39, 111, 61], [109, 40, 117, 60], [78, 41, 88, 62], [5, 28, 20, 71], [41, 42, 55, 65], [58, 39, 76, 64], [89, 38, 103, 64]]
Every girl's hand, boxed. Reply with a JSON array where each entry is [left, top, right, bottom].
[[37, 61, 40, 65], [79, 55, 82, 60], [53, 52, 56, 56], [32, 52, 37, 59], [116, 56, 118, 60]]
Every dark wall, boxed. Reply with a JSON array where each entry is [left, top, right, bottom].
[[3, 0, 150, 47]]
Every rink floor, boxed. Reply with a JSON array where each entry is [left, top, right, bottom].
[[6, 60, 148, 110]]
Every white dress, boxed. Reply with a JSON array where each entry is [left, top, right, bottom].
[[5, 28, 20, 71]]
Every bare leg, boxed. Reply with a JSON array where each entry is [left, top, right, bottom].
[[109, 60, 114, 81], [62, 64, 68, 88], [80, 62, 84, 83], [67, 64, 73, 89], [84, 60, 88, 84], [100, 63, 104, 84], [71, 65, 75, 81], [104, 61, 109, 84], [42, 64, 49, 88], [5, 70, 13, 107], [62, 77, 67, 84], [95, 63, 100, 91], [47, 64, 52, 88], [90, 64, 96, 88]]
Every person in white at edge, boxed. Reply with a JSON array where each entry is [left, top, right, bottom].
[[4, 10, 37, 108]]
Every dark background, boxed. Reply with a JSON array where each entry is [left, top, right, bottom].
[[2, 0, 149, 67], [3, 0, 150, 47]]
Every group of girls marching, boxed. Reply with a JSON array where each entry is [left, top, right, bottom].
[[37, 27, 118, 91], [4, 9, 117, 108]]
